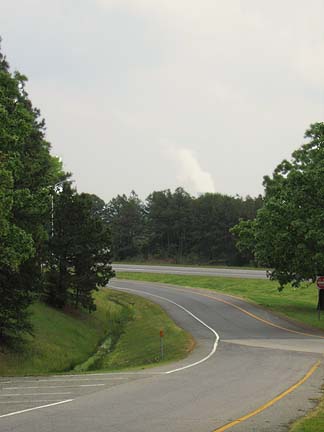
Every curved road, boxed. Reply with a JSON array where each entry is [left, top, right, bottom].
[[1, 279, 324, 432]]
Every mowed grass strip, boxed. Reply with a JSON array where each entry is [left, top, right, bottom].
[[117, 272, 324, 331], [0, 288, 193, 376]]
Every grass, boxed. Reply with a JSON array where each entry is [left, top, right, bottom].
[[117, 272, 324, 331], [95, 290, 193, 371], [0, 290, 115, 376], [290, 393, 324, 432], [0, 288, 193, 376]]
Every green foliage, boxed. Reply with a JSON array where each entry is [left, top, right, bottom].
[[0, 39, 64, 340], [0, 169, 34, 270], [192, 193, 261, 265], [230, 219, 256, 263], [232, 123, 324, 291], [107, 187, 262, 265], [105, 191, 146, 260], [146, 187, 193, 261], [46, 183, 115, 310], [0, 269, 34, 340]]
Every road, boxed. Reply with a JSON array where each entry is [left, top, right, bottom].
[[113, 263, 268, 279], [1, 278, 324, 432]]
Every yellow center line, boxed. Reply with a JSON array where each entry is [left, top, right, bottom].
[[202, 292, 324, 338], [152, 283, 324, 339], [213, 360, 321, 431]]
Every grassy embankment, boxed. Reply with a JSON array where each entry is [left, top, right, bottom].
[[0, 288, 192, 376], [117, 272, 324, 432]]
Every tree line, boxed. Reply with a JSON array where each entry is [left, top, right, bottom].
[[105, 189, 263, 265], [0, 41, 114, 342]]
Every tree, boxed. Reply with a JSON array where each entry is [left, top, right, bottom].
[[0, 166, 35, 340], [71, 192, 114, 311], [192, 193, 262, 265], [169, 187, 193, 261], [145, 188, 194, 262], [232, 123, 324, 294], [105, 191, 146, 260], [46, 184, 114, 311], [0, 39, 63, 340], [145, 189, 173, 258], [230, 219, 256, 264]]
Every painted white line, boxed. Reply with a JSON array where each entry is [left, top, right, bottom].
[[110, 285, 220, 374], [0, 399, 73, 418], [0, 400, 64, 404], [4, 384, 104, 389], [79, 384, 105, 387], [38, 372, 161, 377], [4, 372, 158, 382], [18, 378, 126, 383], [38, 378, 124, 382], [1, 393, 72, 396]]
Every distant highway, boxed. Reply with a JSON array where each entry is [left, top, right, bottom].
[[1, 279, 323, 432], [113, 263, 268, 279]]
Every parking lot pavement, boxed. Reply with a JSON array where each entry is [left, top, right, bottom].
[[0, 372, 153, 417]]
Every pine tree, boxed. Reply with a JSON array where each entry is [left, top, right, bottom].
[[46, 184, 114, 311], [0, 39, 64, 341]]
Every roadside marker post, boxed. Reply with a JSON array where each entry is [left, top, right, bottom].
[[160, 329, 164, 361], [316, 276, 324, 320]]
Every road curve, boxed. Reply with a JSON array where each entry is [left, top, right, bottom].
[[113, 263, 268, 279], [1, 279, 324, 432]]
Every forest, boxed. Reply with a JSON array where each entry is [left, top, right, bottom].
[[105, 189, 262, 265]]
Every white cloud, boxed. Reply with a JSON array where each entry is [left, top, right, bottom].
[[163, 143, 215, 194]]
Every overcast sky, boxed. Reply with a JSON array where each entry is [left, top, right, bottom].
[[1, 0, 324, 201]]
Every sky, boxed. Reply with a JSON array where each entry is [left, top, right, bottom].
[[1, 0, 324, 201]]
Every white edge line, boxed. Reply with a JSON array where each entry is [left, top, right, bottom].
[[0, 399, 73, 419], [4, 385, 103, 390], [1, 393, 72, 396], [110, 285, 220, 374], [0, 401, 66, 404], [80, 384, 105, 387]]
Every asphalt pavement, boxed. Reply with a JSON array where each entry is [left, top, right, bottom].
[[112, 263, 268, 279], [1, 278, 324, 432]]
